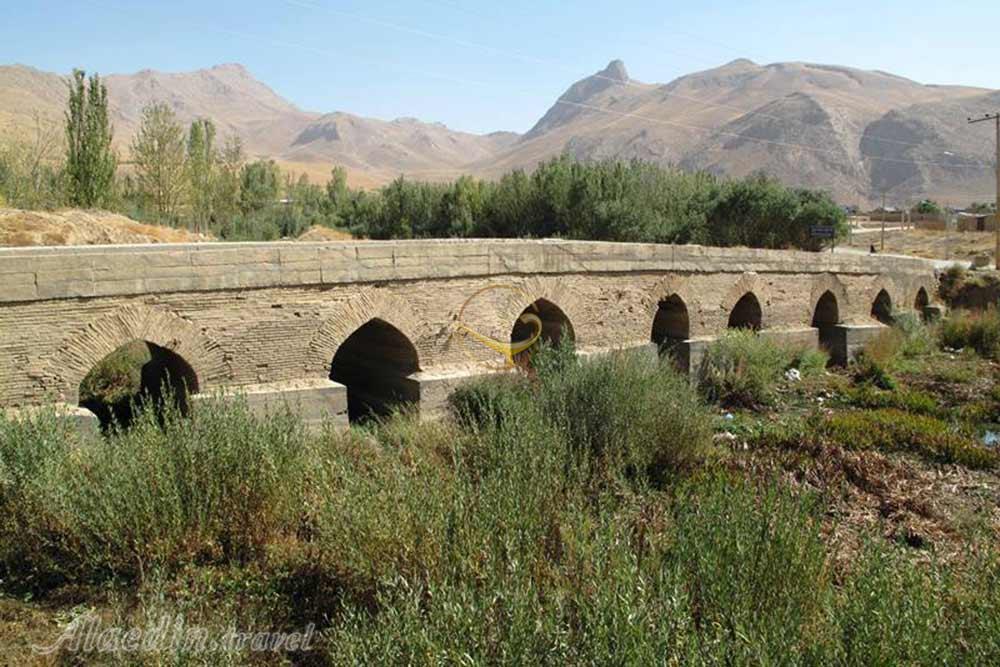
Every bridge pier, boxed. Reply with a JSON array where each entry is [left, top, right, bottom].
[[192, 379, 350, 430], [827, 323, 888, 366]]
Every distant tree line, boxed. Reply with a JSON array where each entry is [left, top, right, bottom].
[[0, 69, 853, 250]]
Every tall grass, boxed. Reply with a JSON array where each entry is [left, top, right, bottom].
[[2, 351, 1000, 664], [940, 308, 1000, 359], [697, 330, 826, 408]]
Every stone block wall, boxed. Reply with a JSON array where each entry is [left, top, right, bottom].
[[0, 239, 939, 413]]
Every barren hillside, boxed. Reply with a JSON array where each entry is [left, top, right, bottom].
[[1, 59, 995, 202]]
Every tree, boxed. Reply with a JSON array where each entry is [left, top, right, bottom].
[[214, 135, 245, 223], [130, 103, 187, 222], [187, 118, 217, 233], [0, 114, 65, 209], [914, 199, 942, 216], [64, 69, 117, 208], [239, 160, 280, 213]]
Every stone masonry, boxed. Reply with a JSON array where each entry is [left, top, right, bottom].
[[0, 239, 940, 428]]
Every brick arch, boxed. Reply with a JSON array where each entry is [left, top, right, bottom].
[[861, 276, 899, 323], [911, 278, 937, 309], [808, 273, 849, 325], [50, 304, 228, 405], [308, 289, 427, 375], [721, 272, 772, 330], [491, 276, 588, 345], [648, 275, 703, 336]]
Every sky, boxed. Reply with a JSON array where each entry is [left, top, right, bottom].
[[3, 0, 999, 135]]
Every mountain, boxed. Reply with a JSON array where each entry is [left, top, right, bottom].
[[0, 63, 507, 187], [476, 59, 994, 205], [0, 60, 995, 203]]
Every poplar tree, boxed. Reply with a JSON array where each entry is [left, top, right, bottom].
[[65, 69, 117, 207], [186, 118, 217, 232], [130, 103, 187, 223]]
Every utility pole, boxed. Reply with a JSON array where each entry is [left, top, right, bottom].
[[880, 191, 887, 251], [968, 113, 1000, 268]]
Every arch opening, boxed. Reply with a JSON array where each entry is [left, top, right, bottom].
[[915, 287, 929, 317], [330, 318, 420, 424], [728, 292, 763, 331], [811, 290, 840, 357], [652, 294, 690, 368], [78, 340, 198, 432], [871, 289, 893, 325], [511, 299, 575, 366]]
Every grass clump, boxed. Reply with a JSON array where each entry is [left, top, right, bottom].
[[697, 331, 826, 408], [697, 330, 791, 408], [842, 384, 941, 417], [819, 409, 997, 470], [940, 308, 1000, 359], [0, 397, 312, 587]]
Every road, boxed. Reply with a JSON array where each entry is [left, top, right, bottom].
[[833, 245, 973, 270]]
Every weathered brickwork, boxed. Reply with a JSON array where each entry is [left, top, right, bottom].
[[0, 239, 938, 411]]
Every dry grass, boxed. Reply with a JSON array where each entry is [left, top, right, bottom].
[[0, 208, 213, 247], [846, 228, 994, 261], [295, 225, 356, 242]]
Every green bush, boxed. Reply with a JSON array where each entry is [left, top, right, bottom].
[[698, 330, 791, 407], [940, 308, 1000, 359], [893, 311, 936, 358], [537, 349, 715, 480], [790, 347, 829, 377], [0, 397, 312, 585]]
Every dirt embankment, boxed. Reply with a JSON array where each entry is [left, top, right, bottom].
[[0, 208, 214, 247]]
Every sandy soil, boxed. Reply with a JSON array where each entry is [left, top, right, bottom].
[[0, 209, 213, 247], [846, 227, 995, 263]]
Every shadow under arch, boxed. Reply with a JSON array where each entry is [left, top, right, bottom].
[[728, 292, 763, 331], [871, 289, 893, 324], [510, 298, 575, 367], [811, 290, 841, 360], [652, 294, 690, 369], [330, 318, 420, 424], [915, 287, 930, 317], [78, 340, 198, 432]]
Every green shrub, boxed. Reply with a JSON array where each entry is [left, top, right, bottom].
[[820, 409, 997, 469], [698, 330, 791, 407], [538, 349, 715, 480], [0, 397, 313, 585], [940, 308, 1000, 359], [893, 311, 935, 357], [790, 347, 829, 377]]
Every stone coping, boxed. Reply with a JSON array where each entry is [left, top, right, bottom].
[[0, 239, 937, 304]]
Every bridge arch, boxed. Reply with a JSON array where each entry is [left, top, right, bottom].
[[728, 292, 763, 331], [812, 290, 841, 354], [330, 318, 420, 423], [808, 273, 849, 326], [871, 289, 894, 324], [493, 277, 586, 346], [308, 289, 426, 376], [511, 298, 575, 365], [914, 286, 930, 312], [50, 304, 226, 406], [722, 273, 769, 332]]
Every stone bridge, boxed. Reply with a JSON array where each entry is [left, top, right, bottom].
[[0, 239, 939, 428]]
